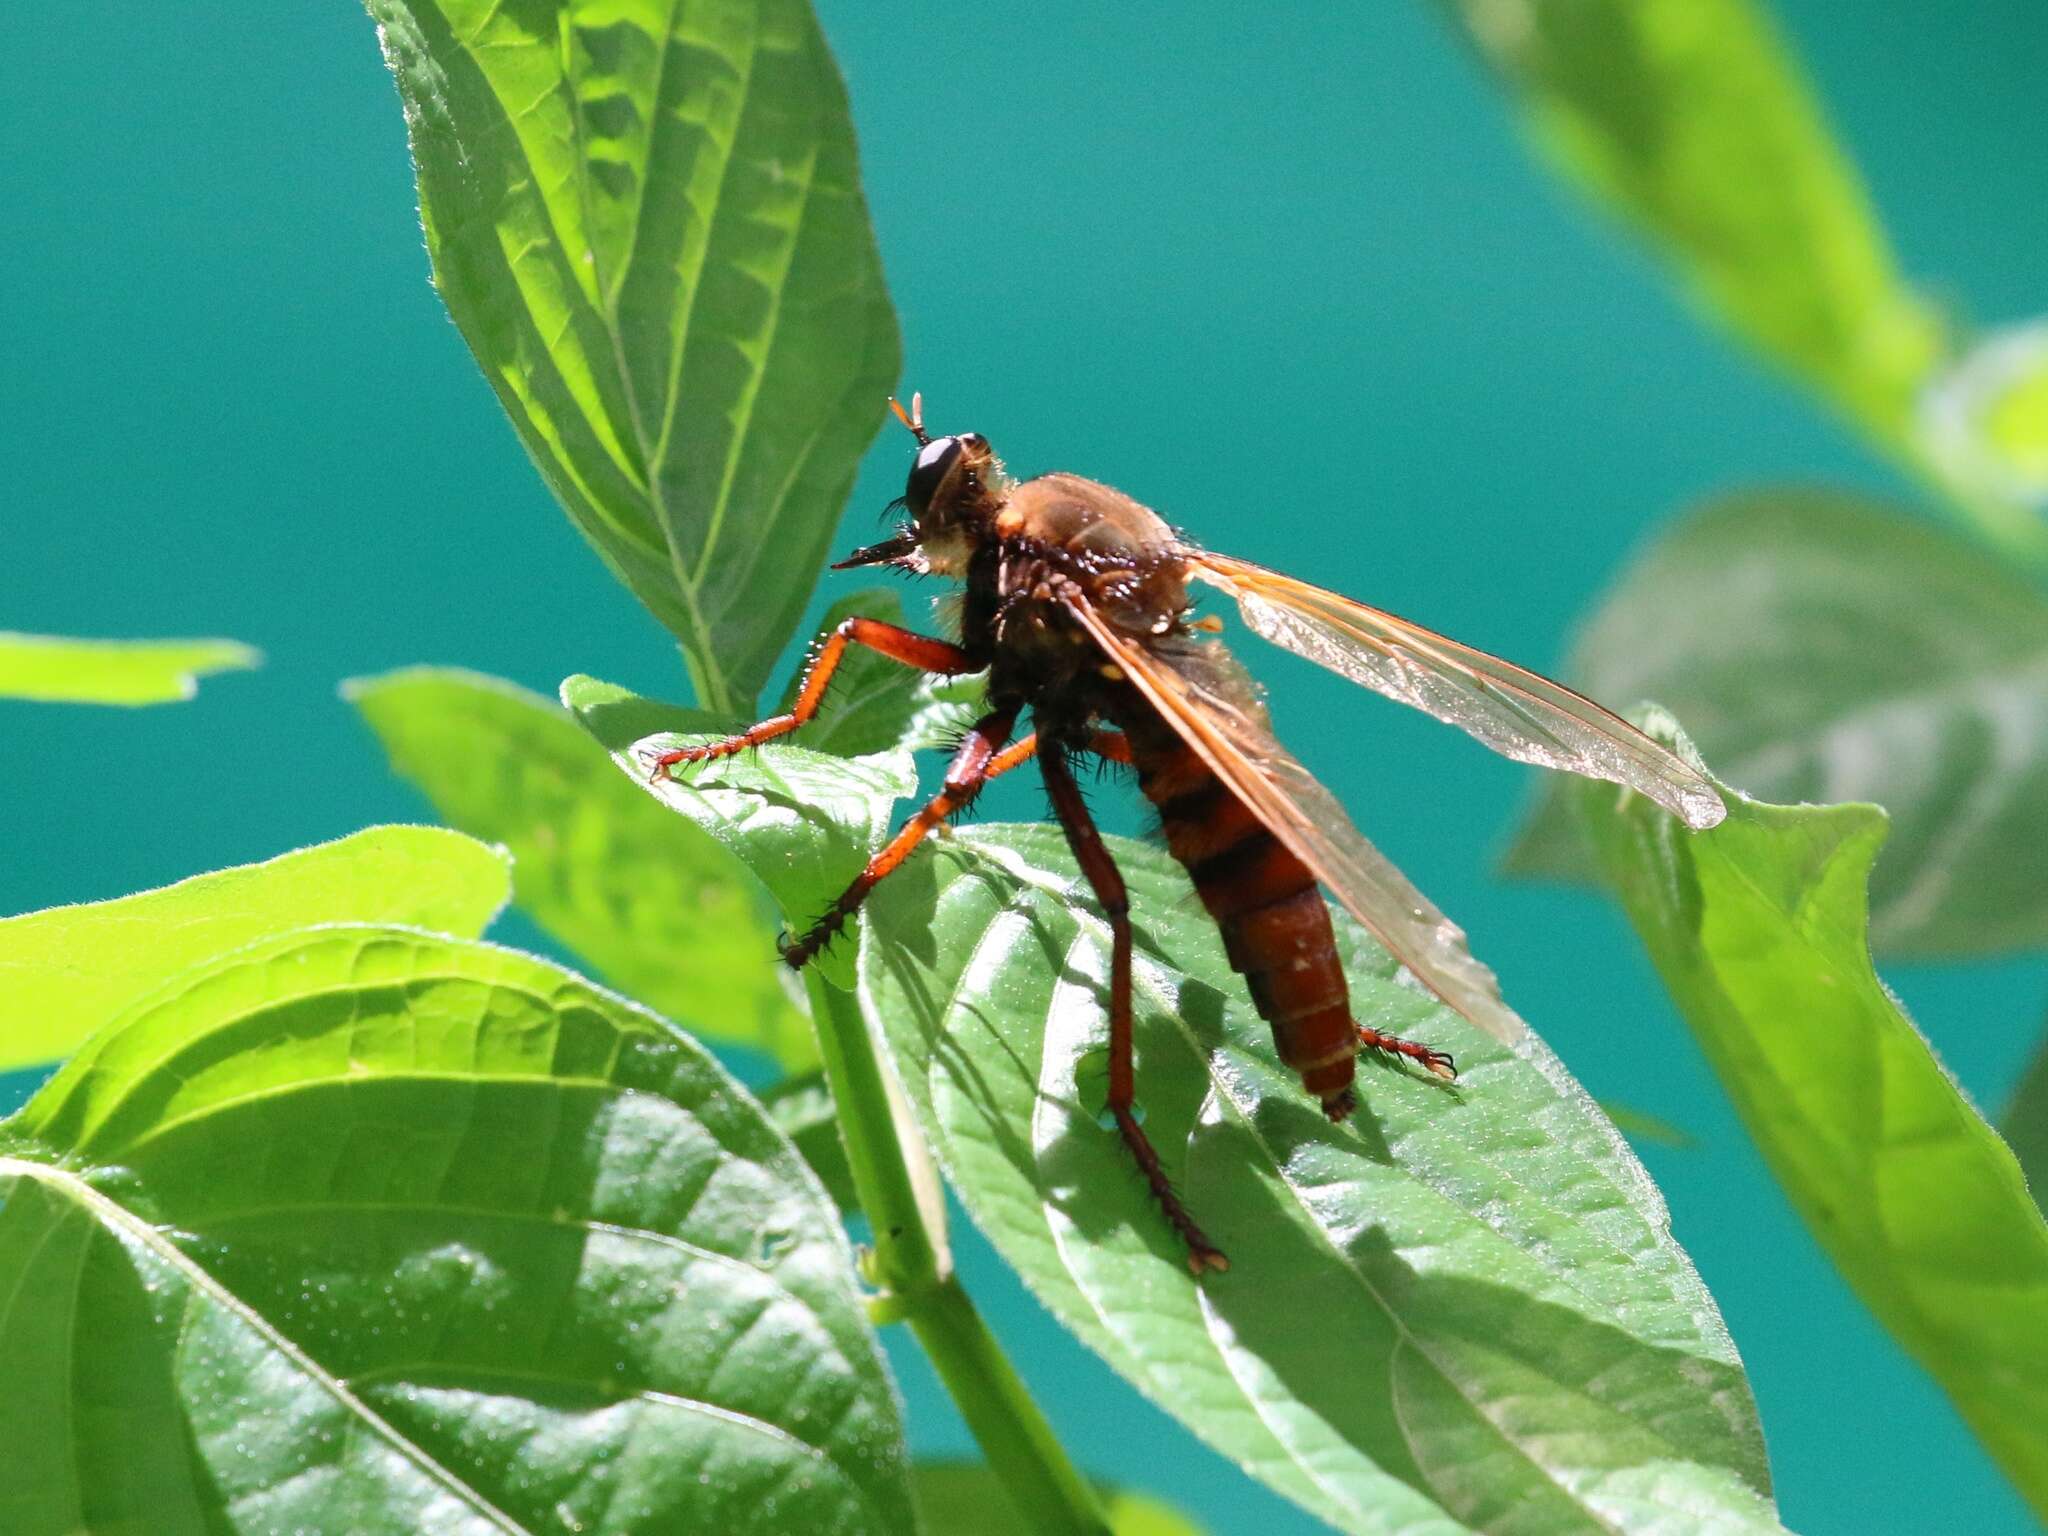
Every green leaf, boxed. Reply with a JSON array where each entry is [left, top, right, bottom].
[[1563, 710, 2048, 1520], [912, 1461, 1204, 1536], [776, 589, 988, 759], [864, 825, 1784, 1536], [1597, 1101, 1699, 1150], [1437, 0, 1940, 446], [2002, 1025, 2048, 1218], [1508, 491, 2048, 957], [348, 667, 815, 1069], [367, 0, 899, 715], [0, 631, 259, 705], [0, 926, 913, 1536], [562, 673, 917, 994], [573, 715, 1787, 1536], [761, 1069, 857, 1213], [1924, 318, 2048, 514], [0, 826, 510, 1073]]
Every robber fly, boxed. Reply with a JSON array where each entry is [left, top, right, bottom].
[[651, 394, 1725, 1272]]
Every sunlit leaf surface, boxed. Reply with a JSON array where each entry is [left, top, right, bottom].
[[0, 927, 912, 1536], [1509, 491, 2048, 956], [0, 631, 258, 705], [350, 667, 815, 1068], [563, 672, 916, 997], [569, 687, 1788, 1536], [1560, 710, 2048, 1520], [368, 0, 899, 713], [0, 826, 510, 1073]]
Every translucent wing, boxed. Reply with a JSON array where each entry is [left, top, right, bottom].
[[1063, 598, 1527, 1045], [1188, 552, 1726, 830]]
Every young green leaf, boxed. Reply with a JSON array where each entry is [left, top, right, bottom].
[[0, 927, 913, 1536], [571, 707, 1787, 1536], [0, 631, 259, 705], [367, 0, 900, 715], [1562, 710, 2048, 1520], [0, 826, 510, 1073], [1436, 0, 1940, 447], [912, 1461, 1204, 1536], [561, 673, 918, 995], [349, 667, 815, 1069], [1507, 491, 2048, 957]]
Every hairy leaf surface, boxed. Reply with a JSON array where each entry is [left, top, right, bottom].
[[1561, 711, 2048, 1519], [0, 826, 510, 1072], [0, 927, 912, 1536], [368, 0, 899, 713]]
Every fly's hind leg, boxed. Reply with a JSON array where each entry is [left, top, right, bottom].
[[1041, 747, 1228, 1275], [1356, 1025, 1456, 1082]]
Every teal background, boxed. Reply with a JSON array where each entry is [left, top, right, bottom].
[[4, 4, 2043, 1533]]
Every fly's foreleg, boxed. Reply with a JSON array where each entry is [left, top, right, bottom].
[[782, 711, 1030, 969], [1042, 748, 1228, 1274], [648, 619, 976, 779]]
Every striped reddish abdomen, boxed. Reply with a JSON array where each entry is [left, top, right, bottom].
[[1124, 725, 1359, 1115]]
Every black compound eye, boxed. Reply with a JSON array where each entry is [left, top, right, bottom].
[[905, 434, 962, 516]]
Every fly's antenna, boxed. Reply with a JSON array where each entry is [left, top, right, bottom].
[[888, 392, 931, 446]]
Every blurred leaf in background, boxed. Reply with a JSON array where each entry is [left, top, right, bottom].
[[368, 0, 900, 714], [0, 826, 510, 1073], [1437, 0, 1939, 442], [2005, 1027, 2048, 1216], [0, 632, 258, 705], [349, 667, 816, 1068], [1508, 491, 2048, 957], [1440, 0, 2048, 564], [1923, 319, 2048, 519], [1559, 711, 2048, 1520], [1598, 1100, 1699, 1150]]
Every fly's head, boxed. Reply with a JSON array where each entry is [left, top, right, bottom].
[[834, 393, 1007, 579]]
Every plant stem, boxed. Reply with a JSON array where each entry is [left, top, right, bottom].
[[803, 972, 1109, 1536]]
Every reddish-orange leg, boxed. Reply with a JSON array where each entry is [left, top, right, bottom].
[[648, 617, 977, 778], [1041, 747, 1229, 1275], [1356, 1026, 1455, 1080], [781, 708, 1035, 969]]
